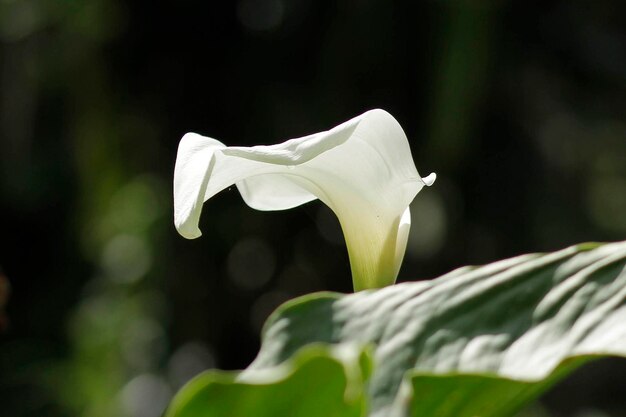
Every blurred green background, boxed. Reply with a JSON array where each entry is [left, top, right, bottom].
[[0, 0, 625, 416]]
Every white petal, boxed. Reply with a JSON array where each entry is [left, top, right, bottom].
[[422, 172, 437, 187], [173, 133, 225, 239], [173, 109, 435, 289], [393, 207, 412, 280], [236, 174, 316, 211]]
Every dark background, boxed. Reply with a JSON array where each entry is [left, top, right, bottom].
[[1, 0, 625, 416]]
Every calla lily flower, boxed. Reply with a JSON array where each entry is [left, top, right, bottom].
[[174, 109, 435, 291]]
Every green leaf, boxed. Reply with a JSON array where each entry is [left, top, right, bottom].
[[167, 241, 626, 416], [166, 344, 371, 417], [403, 362, 582, 417]]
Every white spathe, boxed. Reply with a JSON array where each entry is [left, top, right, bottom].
[[174, 109, 435, 290]]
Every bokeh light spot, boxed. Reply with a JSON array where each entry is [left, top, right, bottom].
[[121, 374, 171, 417], [167, 342, 216, 389], [227, 236, 276, 290], [101, 234, 151, 284]]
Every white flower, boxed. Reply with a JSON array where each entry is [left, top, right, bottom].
[[174, 109, 435, 290]]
